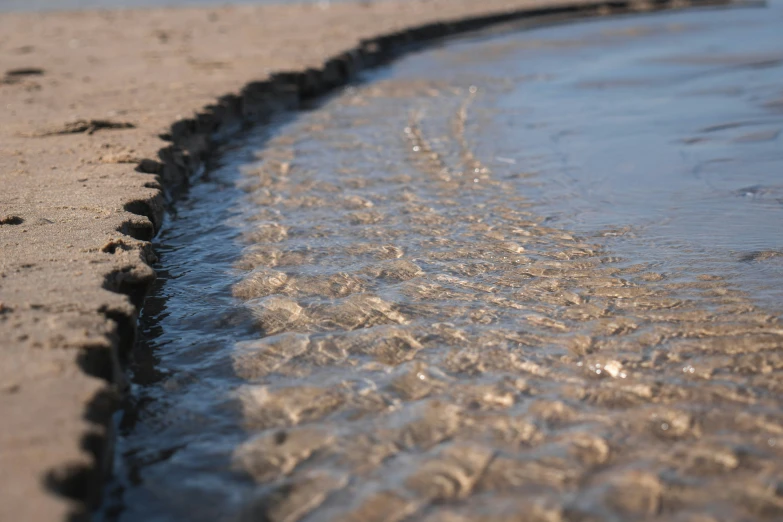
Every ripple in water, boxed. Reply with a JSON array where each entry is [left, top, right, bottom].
[[106, 3, 783, 522]]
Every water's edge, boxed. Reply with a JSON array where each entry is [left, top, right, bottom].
[[94, 0, 738, 517]]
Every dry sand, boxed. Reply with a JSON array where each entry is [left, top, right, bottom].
[[0, 0, 733, 520]]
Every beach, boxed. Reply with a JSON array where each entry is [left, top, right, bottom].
[[3, 0, 781, 520], [0, 1, 605, 519]]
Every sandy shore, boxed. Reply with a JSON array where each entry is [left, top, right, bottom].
[[0, 0, 725, 520], [0, 0, 334, 13]]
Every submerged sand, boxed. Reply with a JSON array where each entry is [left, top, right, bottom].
[[224, 18, 783, 516]]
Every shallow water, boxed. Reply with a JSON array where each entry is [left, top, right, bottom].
[[106, 3, 783, 521]]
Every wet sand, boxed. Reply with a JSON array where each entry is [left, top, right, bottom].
[[112, 2, 783, 521], [0, 0, 333, 13], [0, 1, 638, 520]]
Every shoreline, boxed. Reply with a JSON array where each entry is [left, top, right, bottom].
[[0, 0, 732, 519]]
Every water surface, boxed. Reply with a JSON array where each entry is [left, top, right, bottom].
[[108, 3, 783, 521]]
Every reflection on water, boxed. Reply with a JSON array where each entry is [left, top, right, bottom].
[[100, 138, 262, 521], [107, 3, 783, 522]]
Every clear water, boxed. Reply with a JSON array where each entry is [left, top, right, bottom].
[[105, 3, 783, 521]]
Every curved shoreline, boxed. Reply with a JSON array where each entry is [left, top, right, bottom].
[[0, 0, 733, 519]]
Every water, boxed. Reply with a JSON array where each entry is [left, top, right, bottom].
[[106, 3, 783, 521]]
